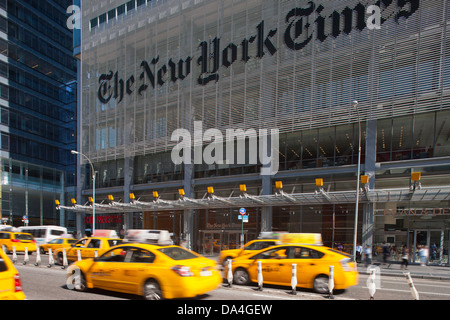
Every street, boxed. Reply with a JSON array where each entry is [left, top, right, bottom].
[[9, 253, 450, 301]]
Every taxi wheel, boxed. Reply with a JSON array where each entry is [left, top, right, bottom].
[[71, 271, 87, 292], [233, 268, 250, 285], [40, 247, 46, 255], [57, 253, 64, 265], [313, 275, 329, 294], [143, 279, 163, 300]]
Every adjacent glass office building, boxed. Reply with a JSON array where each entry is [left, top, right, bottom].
[[0, 0, 77, 228], [76, 0, 450, 261]]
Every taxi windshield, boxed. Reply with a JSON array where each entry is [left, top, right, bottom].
[[158, 247, 197, 261]]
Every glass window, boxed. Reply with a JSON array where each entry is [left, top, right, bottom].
[[291, 246, 324, 259], [90, 18, 98, 29], [98, 247, 129, 262], [130, 248, 155, 263], [88, 239, 101, 248], [252, 247, 288, 260], [435, 110, 450, 157], [0, 258, 7, 272], [245, 241, 276, 251], [158, 247, 197, 260], [412, 113, 434, 159], [391, 115, 413, 161], [14, 233, 33, 241], [107, 9, 116, 21], [108, 239, 123, 247]]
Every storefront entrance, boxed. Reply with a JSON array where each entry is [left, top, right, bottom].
[[410, 229, 447, 264], [198, 230, 249, 256]]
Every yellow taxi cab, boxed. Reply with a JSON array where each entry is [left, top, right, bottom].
[[0, 231, 37, 254], [225, 243, 358, 293], [0, 247, 26, 300], [67, 243, 222, 300], [218, 239, 279, 266], [39, 237, 77, 254], [54, 236, 123, 265]]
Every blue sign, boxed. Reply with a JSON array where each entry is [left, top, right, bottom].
[[239, 208, 246, 215]]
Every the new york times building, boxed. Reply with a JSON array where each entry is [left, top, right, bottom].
[[76, 0, 450, 263]]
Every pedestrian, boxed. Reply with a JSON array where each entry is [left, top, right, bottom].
[[401, 245, 409, 270], [430, 243, 437, 261], [419, 245, 428, 266], [364, 245, 372, 267], [382, 242, 390, 264], [356, 243, 362, 263]]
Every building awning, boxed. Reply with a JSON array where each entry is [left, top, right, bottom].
[[57, 185, 450, 214]]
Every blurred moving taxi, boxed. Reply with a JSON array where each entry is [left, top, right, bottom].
[[0, 231, 37, 254], [218, 239, 278, 266], [54, 235, 122, 265], [225, 233, 358, 293], [0, 247, 26, 300], [68, 243, 222, 300], [39, 237, 77, 254]]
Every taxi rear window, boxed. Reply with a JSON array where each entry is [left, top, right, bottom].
[[108, 240, 123, 247], [15, 234, 33, 241], [158, 247, 197, 260], [0, 259, 7, 272]]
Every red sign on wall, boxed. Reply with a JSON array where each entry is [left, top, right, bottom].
[[84, 215, 122, 224]]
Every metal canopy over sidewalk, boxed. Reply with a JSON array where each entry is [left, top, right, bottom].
[[57, 185, 450, 214]]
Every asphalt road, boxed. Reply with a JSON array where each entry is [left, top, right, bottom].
[[9, 252, 450, 301]]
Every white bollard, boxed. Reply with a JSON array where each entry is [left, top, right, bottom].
[[77, 249, 82, 261], [23, 247, 29, 265], [47, 248, 54, 268], [404, 272, 419, 300], [257, 260, 263, 291], [95, 250, 98, 258], [227, 259, 233, 288], [368, 269, 377, 300], [12, 246, 17, 264], [1, 244, 6, 253], [61, 248, 68, 269], [291, 263, 297, 295], [35, 246, 41, 266], [328, 265, 335, 299]]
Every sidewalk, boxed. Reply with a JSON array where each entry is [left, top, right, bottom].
[[357, 261, 450, 281]]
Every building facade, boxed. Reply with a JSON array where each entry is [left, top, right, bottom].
[[75, 0, 450, 261], [0, 0, 77, 228]]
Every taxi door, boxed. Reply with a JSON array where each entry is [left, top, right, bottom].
[[81, 238, 102, 259], [278, 246, 323, 286], [109, 247, 156, 295], [250, 247, 289, 284], [67, 238, 88, 261], [89, 247, 129, 291]]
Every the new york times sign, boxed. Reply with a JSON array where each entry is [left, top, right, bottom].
[[97, 0, 419, 105]]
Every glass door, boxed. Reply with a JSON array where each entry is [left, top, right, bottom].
[[412, 229, 445, 264]]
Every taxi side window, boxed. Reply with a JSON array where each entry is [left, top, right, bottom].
[[88, 239, 101, 248], [0, 259, 7, 272], [291, 247, 325, 259], [253, 247, 288, 260], [0, 233, 9, 239], [98, 247, 128, 262], [130, 248, 155, 264]]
